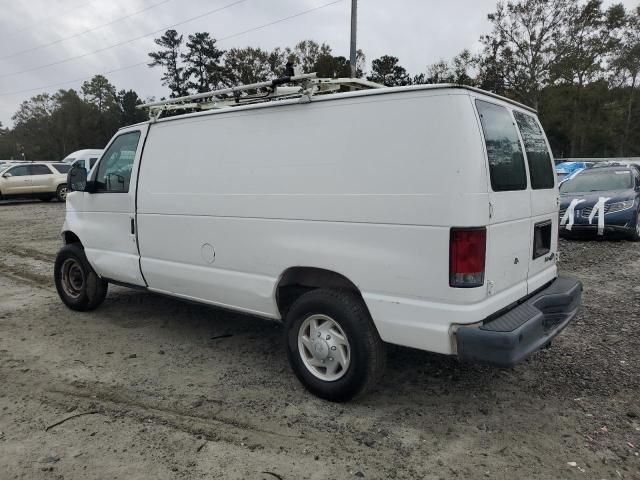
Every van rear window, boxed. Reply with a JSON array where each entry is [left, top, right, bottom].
[[513, 111, 554, 189], [476, 100, 527, 191]]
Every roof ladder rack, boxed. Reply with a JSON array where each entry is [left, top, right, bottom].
[[138, 73, 384, 120]]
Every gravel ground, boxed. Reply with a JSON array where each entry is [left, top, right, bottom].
[[0, 200, 638, 480]]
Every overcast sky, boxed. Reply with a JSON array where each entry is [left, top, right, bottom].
[[0, 0, 636, 127]]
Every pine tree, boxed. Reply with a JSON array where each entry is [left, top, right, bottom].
[[148, 29, 188, 97]]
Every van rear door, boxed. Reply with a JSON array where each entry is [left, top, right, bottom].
[[475, 99, 531, 299], [513, 111, 558, 291]]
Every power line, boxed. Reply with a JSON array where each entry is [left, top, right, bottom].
[[0, 0, 176, 61], [0, 0, 345, 97], [0, 0, 247, 79], [0, 63, 149, 98], [216, 0, 343, 42], [2, 0, 99, 38]]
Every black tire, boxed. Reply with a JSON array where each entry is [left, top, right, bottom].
[[54, 243, 108, 311], [285, 289, 386, 402], [56, 184, 68, 202], [630, 209, 640, 242]]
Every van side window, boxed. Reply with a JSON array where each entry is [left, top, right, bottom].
[[476, 100, 527, 191], [95, 132, 141, 193], [513, 111, 554, 189]]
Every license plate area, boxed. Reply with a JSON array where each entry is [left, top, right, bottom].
[[532, 220, 551, 260]]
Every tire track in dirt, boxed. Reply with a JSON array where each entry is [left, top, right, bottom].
[[0, 247, 54, 289], [4, 245, 56, 263], [44, 386, 303, 443], [0, 265, 52, 289]]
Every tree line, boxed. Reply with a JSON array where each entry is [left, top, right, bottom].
[[1, 0, 638, 161], [0, 76, 148, 161]]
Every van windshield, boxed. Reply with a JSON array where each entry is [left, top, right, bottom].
[[560, 171, 632, 193]]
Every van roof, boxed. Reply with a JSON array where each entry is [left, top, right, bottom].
[[63, 149, 103, 158], [123, 83, 536, 130]]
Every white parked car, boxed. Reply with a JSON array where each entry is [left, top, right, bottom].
[[62, 149, 103, 172], [55, 80, 582, 401]]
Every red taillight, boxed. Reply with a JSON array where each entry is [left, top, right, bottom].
[[449, 227, 486, 288]]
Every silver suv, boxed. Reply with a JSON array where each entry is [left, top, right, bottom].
[[0, 162, 70, 201]]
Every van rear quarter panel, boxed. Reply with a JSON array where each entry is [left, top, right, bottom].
[[136, 90, 490, 353]]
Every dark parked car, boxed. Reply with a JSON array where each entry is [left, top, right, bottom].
[[559, 165, 640, 240]]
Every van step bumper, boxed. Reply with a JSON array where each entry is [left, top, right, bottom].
[[456, 276, 582, 367]]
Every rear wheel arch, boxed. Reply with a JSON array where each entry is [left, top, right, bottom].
[[275, 266, 364, 318]]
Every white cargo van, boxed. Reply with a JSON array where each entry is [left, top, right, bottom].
[[55, 76, 582, 401], [62, 149, 103, 172]]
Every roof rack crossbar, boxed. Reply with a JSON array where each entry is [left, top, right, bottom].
[[138, 73, 383, 119]]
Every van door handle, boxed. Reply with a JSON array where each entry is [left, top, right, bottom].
[[130, 218, 135, 235]]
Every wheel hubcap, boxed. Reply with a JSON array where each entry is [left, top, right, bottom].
[[298, 314, 351, 381], [59, 187, 67, 200], [61, 258, 84, 298]]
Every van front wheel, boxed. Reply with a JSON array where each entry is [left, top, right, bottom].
[[54, 244, 108, 311], [285, 289, 385, 402]]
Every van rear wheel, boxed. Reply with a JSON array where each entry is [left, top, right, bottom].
[[54, 244, 108, 311], [285, 289, 385, 402]]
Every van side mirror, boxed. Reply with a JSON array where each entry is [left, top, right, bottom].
[[68, 165, 89, 192]]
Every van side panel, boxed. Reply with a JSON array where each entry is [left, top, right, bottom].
[[136, 91, 490, 354]]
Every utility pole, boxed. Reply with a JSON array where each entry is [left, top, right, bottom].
[[349, 0, 357, 78]]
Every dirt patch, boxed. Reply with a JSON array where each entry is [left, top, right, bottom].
[[0, 201, 639, 479]]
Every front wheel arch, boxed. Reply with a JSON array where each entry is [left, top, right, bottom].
[[62, 230, 82, 246]]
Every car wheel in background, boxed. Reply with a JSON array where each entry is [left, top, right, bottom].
[[56, 184, 68, 202], [630, 209, 640, 242], [285, 289, 386, 402], [54, 243, 108, 311]]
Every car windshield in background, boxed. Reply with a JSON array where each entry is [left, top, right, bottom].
[[52, 163, 71, 174], [560, 171, 633, 193]]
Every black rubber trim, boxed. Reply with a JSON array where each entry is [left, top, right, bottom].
[[560, 225, 633, 234], [456, 275, 582, 367]]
